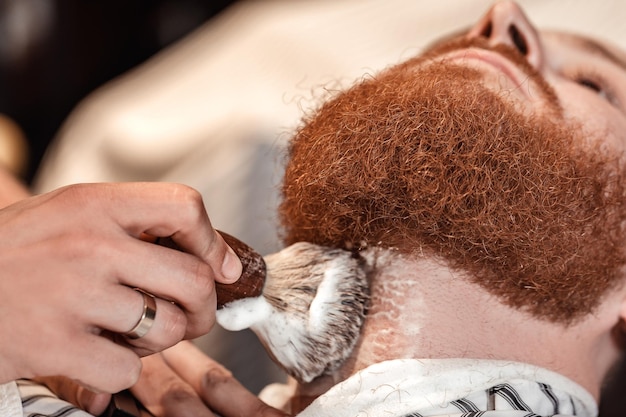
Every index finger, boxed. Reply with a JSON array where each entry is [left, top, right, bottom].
[[162, 342, 290, 417], [132, 352, 217, 417], [101, 182, 242, 283]]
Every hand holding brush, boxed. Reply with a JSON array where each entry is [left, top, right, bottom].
[[161, 231, 369, 383]]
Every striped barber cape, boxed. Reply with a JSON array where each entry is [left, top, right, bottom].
[[0, 359, 598, 417], [266, 359, 598, 417]]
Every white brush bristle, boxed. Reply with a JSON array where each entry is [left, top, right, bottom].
[[216, 242, 369, 382]]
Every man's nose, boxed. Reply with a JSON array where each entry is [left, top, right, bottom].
[[466, 0, 543, 70]]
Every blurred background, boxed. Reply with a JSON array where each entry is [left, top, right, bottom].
[[1, 0, 626, 415], [0, 0, 237, 182]]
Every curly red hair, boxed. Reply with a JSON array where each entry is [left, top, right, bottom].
[[279, 44, 626, 324]]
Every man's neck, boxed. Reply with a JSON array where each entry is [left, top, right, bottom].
[[293, 252, 625, 411]]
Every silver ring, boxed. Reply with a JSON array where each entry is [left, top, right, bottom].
[[125, 289, 157, 339]]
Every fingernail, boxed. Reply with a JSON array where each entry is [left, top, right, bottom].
[[222, 246, 243, 282]]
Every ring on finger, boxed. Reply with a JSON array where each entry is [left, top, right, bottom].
[[125, 288, 157, 339]]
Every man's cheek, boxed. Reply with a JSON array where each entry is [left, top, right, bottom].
[[555, 86, 622, 151]]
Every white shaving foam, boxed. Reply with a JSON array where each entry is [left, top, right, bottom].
[[216, 296, 272, 331]]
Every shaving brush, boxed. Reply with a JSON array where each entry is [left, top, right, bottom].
[[216, 241, 369, 383]]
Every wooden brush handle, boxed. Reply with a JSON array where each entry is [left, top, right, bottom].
[[215, 231, 266, 307], [155, 231, 266, 308]]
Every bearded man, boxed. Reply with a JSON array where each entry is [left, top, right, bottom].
[[268, 1, 626, 416]]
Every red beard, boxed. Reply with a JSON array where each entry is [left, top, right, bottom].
[[279, 40, 626, 324]]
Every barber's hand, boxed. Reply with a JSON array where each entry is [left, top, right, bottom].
[[133, 341, 290, 416], [35, 341, 290, 417], [0, 183, 242, 393]]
